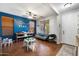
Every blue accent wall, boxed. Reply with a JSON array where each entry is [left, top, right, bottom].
[[0, 12, 35, 40], [0, 12, 14, 39], [14, 16, 29, 33], [0, 16, 2, 37]]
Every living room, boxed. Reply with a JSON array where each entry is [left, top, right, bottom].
[[0, 3, 79, 56]]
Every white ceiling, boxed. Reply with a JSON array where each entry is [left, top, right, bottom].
[[50, 3, 79, 13], [0, 3, 56, 18], [0, 3, 79, 18]]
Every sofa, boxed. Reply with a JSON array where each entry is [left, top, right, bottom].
[[35, 33, 48, 40], [35, 33, 57, 41]]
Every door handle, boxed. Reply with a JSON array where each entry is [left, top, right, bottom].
[[63, 30, 64, 34]]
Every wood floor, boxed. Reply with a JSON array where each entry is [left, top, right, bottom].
[[1, 39, 62, 56]]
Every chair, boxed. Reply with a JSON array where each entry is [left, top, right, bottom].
[[3, 38, 8, 47], [47, 34, 57, 42], [3, 38, 13, 47], [23, 37, 29, 50], [8, 39, 13, 46], [0, 37, 2, 48], [23, 36, 36, 51]]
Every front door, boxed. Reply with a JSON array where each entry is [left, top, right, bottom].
[[62, 13, 77, 45]]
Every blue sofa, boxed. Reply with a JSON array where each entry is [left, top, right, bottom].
[[35, 33, 57, 42], [35, 33, 48, 40]]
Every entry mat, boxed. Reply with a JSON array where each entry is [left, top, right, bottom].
[[56, 44, 77, 56]]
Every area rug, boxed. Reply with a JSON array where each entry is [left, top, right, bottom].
[[56, 44, 77, 56]]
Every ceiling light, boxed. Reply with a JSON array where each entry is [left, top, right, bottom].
[[64, 3, 72, 8]]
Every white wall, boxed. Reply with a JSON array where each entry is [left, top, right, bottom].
[[61, 9, 79, 46], [57, 15, 62, 44], [49, 16, 57, 34], [45, 15, 59, 43]]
